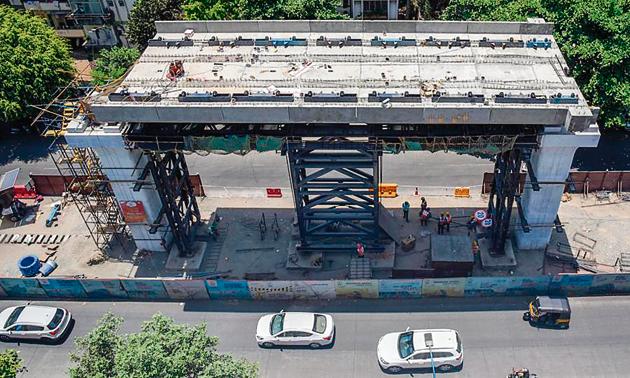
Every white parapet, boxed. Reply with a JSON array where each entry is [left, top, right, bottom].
[[515, 125, 600, 250]]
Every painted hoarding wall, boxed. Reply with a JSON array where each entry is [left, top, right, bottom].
[[0, 274, 629, 300]]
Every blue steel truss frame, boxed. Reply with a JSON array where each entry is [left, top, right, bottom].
[[285, 138, 381, 251]]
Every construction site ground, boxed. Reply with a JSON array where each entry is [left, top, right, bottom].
[[0, 191, 625, 280]]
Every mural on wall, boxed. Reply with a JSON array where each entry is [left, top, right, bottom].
[[335, 280, 379, 299]]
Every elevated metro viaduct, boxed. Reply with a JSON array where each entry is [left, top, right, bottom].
[[64, 19, 600, 261]]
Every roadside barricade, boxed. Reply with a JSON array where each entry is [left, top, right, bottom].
[[0, 274, 629, 301]]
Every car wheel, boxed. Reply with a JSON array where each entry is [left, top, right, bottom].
[[309, 342, 321, 349], [0, 335, 10, 342], [261, 342, 275, 348], [386, 366, 403, 373], [438, 364, 454, 372]]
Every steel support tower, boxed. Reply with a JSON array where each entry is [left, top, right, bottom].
[[144, 150, 201, 256], [285, 138, 381, 250]]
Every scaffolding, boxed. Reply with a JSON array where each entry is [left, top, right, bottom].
[[51, 141, 127, 251]]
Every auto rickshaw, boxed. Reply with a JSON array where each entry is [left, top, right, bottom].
[[523, 296, 571, 328]]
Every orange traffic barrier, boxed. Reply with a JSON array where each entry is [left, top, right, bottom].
[[266, 188, 282, 198], [379, 183, 398, 198], [454, 187, 471, 198]]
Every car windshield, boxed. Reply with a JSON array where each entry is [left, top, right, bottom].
[[312, 314, 327, 333], [270, 314, 284, 335], [4, 307, 24, 328], [47, 309, 64, 329], [398, 332, 414, 359], [456, 332, 462, 353]]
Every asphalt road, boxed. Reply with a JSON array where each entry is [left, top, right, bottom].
[[1, 296, 629, 378], [1, 136, 491, 188]]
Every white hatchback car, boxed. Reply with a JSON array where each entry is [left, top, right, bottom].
[[256, 311, 334, 348], [0, 305, 72, 342], [377, 329, 462, 373]]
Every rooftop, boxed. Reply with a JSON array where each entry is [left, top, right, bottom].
[[88, 20, 596, 129]]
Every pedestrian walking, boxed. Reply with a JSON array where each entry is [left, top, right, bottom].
[[445, 211, 452, 233], [420, 207, 431, 226], [437, 213, 446, 234], [356, 241, 365, 258], [402, 201, 410, 222]]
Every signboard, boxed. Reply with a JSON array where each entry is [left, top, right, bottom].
[[80, 279, 128, 299], [474, 209, 487, 222], [293, 281, 336, 299], [335, 280, 379, 299], [422, 278, 466, 297], [379, 279, 422, 298], [163, 280, 210, 300], [248, 281, 294, 300], [119, 201, 147, 223], [205, 280, 251, 299]]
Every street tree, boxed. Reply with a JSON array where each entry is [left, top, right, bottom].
[[0, 349, 23, 378], [69, 312, 258, 378], [92, 47, 141, 86], [442, 0, 630, 129], [127, 0, 183, 48], [183, 0, 347, 20], [0, 6, 73, 126]]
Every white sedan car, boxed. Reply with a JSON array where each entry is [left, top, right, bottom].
[[377, 329, 463, 373], [256, 311, 334, 348], [0, 305, 72, 342]]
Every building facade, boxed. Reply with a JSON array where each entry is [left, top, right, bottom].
[[9, 0, 134, 47]]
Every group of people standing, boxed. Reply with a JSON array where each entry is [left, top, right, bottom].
[[401, 197, 452, 234]]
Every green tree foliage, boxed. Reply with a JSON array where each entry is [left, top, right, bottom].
[[0, 349, 23, 378], [69, 312, 258, 378], [127, 0, 183, 48], [183, 0, 347, 20], [442, 0, 630, 128], [92, 47, 140, 86], [0, 6, 73, 124]]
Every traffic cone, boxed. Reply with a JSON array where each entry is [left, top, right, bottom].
[[414, 187, 419, 196]]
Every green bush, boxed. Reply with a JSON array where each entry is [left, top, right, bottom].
[[92, 47, 141, 86]]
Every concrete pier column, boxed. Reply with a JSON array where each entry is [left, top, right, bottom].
[[515, 126, 600, 250], [65, 126, 169, 252]]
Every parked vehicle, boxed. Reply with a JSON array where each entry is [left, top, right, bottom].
[[377, 329, 463, 373], [0, 305, 72, 342], [256, 311, 334, 348], [507, 367, 537, 378], [523, 296, 570, 328]]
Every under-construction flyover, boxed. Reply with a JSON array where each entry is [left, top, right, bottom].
[[59, 19, 600, 263]]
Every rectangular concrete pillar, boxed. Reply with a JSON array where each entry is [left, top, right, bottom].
[[515, 126, 600, 250], [65, 127, 170, 252]]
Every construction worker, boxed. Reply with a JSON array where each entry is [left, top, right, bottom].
[[356, 241, 365, 258], [467, 214, 477, 236], [420, 207, 431, 226], [420, 197, 428, 212], [472, 240, 480, 265], [402, 201, 410, 222], [445, 211, 452, 232], [438, 213, 446, 234]]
